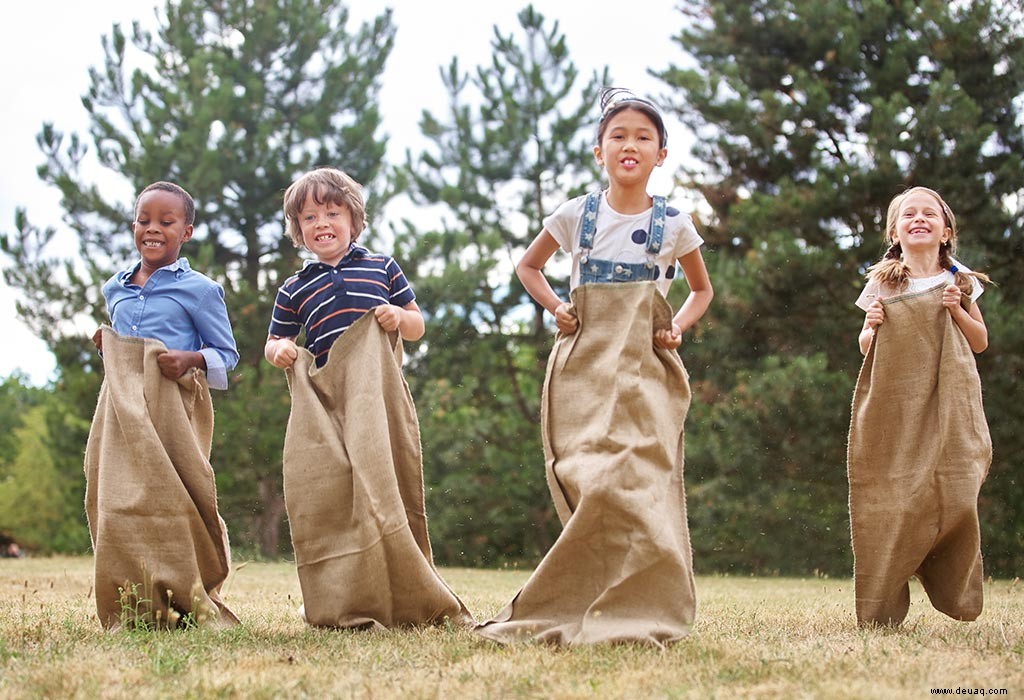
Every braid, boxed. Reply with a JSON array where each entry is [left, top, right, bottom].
[[867, 241, 911, 292], [939, 242, 974, 298]]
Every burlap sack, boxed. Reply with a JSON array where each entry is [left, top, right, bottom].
[[83, 327, 237, 629], [476, 281, 696, 646], [847, 284, 991, 625], [283, 311, 472, 629]]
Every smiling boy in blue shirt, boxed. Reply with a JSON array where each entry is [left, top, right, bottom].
[[93, 181, 238, 386]]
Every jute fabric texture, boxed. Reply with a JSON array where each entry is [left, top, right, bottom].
[[283, 311, 472, 629], [847, 284, 991, 625], [84, 327, 237, 629], [476, 281, 696, 646]]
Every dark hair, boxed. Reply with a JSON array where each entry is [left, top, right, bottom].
[[282, 167, 366, 248], [596, 87, 667, 149], [135, 181, 195, 226]]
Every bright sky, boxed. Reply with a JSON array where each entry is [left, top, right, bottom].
[[0, 1, 691, 385]]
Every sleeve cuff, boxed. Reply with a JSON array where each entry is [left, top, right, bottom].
[[200, 348, 229, 390]]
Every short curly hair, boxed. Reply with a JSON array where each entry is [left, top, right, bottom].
[[282, 168, 366, 249], [135, 181, 195, 226]]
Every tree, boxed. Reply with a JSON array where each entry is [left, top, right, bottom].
[[393, 5, 609, 565], [658, 0, 1024, 574], [1, 0, 396, 556], [0, 377, 89, 553]]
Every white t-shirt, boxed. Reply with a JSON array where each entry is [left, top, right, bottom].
[[544, 191, 704, 295], [855, 258, 984, 310]]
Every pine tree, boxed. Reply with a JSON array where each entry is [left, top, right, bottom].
[[393, 5, 609, 565], [1, 0, 396, 555], [658, 0, 1024, 574]]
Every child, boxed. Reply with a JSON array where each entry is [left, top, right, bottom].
[[848, 186, 992, 626], [86, 181, 239, 628], [264, 167, 423, 369], [476, 88, 713, 646], [265, 167, 472, 630]]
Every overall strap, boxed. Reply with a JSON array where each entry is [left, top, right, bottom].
[[647, 195, 666, 257], [578, 190, 602, 254]]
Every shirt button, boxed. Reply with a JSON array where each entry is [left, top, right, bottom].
[[131, 325, 138, 330], [139, 294, 145, 300]]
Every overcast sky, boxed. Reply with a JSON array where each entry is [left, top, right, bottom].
[[0, 1, 691, 385]]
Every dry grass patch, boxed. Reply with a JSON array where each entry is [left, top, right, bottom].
[[0, 557, 1020, 699]]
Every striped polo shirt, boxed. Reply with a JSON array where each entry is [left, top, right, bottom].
[[268, 245, 416, 367]]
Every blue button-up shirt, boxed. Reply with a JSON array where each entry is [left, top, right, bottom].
[[103, 258, 239, 389]]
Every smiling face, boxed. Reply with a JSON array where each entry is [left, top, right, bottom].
[[891, 190, 952, 254], [593, 107, 667, 189], [132, 189, 193, 272], [298, 194, 355, 266]]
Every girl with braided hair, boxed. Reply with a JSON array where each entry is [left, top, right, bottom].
[[847, 186, 993, 626], [857, 186, 990, 355]]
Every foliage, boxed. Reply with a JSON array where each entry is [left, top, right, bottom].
[[394, 5, 608, 565], [660, 0, 1024, 575], [0, 405, 89, 553], [0, 0, 396, 555]]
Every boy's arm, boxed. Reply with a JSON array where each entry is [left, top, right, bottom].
[[193, 285, 240, 389], [265, 336, 299, 369], [373, 300, 425, 341]]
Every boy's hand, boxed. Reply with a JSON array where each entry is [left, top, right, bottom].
[[374, 304, 403, 332], [654, 323, 683, 350], [267, 338, 298, 369], [554, 302, 578, 335], [92, 328, 103, 351], [156, 349, 201, 380]]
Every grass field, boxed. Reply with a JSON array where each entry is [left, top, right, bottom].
[[0, 557, 1021, 699]]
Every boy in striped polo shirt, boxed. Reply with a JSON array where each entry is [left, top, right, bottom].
[[265, 167, 424, 368]]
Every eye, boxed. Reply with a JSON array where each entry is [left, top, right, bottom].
[[161, 220, 173, 227]]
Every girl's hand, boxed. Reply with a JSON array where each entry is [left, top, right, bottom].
[[654, 323, 683, 350], [942, 283, 963, 311], [554, 302, 578, 335], [92, 327, 103, 351], [267, 337, 298, 369], [374, 304, 403, 332], [864, 298, 886, 329]]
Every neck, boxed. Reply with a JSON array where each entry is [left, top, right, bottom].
[[605, 183, 652, 215], [902, 249, 943, 277]]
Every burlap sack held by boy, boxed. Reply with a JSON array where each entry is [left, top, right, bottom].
[[283, 311, 471, 629], [84, 328, 237, 629], [477, 282, 696, 646], [848, 285, 991, 625]]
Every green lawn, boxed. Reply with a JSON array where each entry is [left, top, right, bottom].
[[1, 557, 1021, 698]]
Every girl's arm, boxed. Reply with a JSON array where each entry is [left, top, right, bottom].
[[516, 230, 578, 334], [859, 299, 885, 356], [943, 284, 988, 353], [655, 248, 713, 350]]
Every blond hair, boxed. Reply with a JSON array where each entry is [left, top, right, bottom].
[[282, 167, 366, 249], [867, 186, 990, 297]]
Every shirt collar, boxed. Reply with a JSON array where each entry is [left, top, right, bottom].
[[296, 244, 367, 278], [117, 257, 191, 284]]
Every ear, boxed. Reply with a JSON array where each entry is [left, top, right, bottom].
[[593, 144, 603, 167], [182, 225, 194, 243], [656, 146, 668, 167]]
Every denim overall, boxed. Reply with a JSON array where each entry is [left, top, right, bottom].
[[577, 190, 666, 284]]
